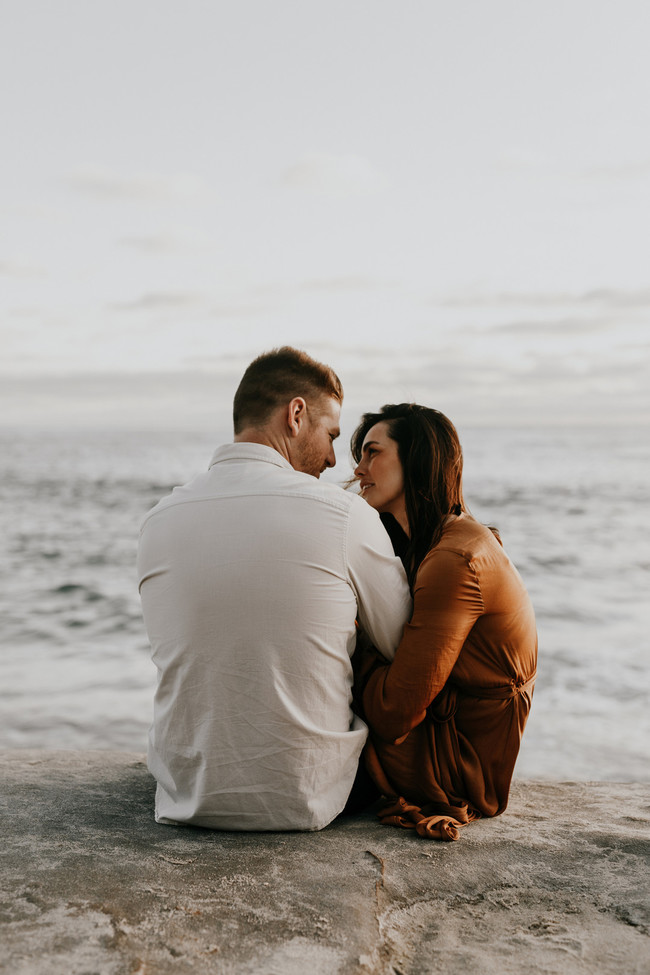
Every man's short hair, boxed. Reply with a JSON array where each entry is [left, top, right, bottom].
[[233, 346, 343, 433]]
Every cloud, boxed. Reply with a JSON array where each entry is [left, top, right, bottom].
[[490, 155, 650, 182], [110, 292, 204, 312], [281, 153, 389, 197], [65, 166, 213, 203], [298, 275, 389, 293], [246, 276, 392, 306], [117, 232, 215, 255], [108, 276, 390, 325], [489, 316, 613, 337], [490, 151, 650, 184], [440, 288, 650, 310], [582, 160, 650, 180], [2, 306, 41, 319], [493, 148, 560, 174], [108, 289, 275, 320], [0, 204, 64, 222], [0, 261, 46, 279], [580, 288, 650, 309]]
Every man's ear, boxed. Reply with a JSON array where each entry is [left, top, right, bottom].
[[286, 397, 308, 438]]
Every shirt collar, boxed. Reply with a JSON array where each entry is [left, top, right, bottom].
[[208, 442, 294, 471]]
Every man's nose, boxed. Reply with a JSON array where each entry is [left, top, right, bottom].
[[326, 445, 336, 469]]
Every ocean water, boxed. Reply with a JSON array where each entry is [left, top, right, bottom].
[[1, 425, 648, 782]]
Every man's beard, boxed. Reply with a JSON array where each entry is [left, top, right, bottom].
[[295, 438, 325, 478]]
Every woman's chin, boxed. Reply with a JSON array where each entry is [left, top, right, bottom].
[[361, 492, 380, 511]]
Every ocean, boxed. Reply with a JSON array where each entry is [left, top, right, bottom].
[[1, 425, 648, 782]]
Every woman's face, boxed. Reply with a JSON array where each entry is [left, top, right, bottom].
[[354, 421, 408, 532]]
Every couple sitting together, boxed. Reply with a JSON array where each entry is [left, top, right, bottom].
[[138, 346, 537, 841]]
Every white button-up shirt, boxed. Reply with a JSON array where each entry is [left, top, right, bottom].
[[138, 443, 411, 831]]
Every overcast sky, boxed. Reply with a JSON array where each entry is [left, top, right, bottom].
[[2, 0, 649, 430]]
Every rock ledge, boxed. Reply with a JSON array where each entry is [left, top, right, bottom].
[[1, 750, 648, 974]]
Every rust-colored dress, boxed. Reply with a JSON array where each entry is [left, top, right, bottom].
[[357, 513, 538, 841]]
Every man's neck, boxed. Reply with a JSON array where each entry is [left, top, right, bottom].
[[234, 428, 291, 464]]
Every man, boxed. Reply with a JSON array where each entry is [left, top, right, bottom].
[[138, 347, 411, 831]]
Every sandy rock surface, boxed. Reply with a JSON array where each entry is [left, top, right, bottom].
[[1, 750, 648, 974]]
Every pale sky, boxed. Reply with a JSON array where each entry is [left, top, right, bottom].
[[2, 0, 649, 429]]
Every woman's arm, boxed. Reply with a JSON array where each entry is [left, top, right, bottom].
[[362, 547, 484, 743]]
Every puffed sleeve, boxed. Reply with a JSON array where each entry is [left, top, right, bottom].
[[362, 546, 484, 743]]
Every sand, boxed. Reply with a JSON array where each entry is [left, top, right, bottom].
[[1, 749, 648, 974]]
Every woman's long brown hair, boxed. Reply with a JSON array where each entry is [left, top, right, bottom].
[[351, 403, 497, 587]]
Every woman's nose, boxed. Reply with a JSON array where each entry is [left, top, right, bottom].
[[354, 460, 364, 477]]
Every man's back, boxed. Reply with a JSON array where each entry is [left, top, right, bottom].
[[138, 442, 410, 831]]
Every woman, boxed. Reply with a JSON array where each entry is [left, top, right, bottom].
[[351, 404, 537, 841]]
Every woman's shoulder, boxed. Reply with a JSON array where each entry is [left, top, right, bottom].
[[436, 513, 498, 558], [413, 515, 489, 580]]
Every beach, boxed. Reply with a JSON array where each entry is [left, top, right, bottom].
[[2, 425, 649, 971], [2, 750, 648, 974]]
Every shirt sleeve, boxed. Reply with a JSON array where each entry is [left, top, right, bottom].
[[362, 546, 484, 743], [346, 496, 412, 661]]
